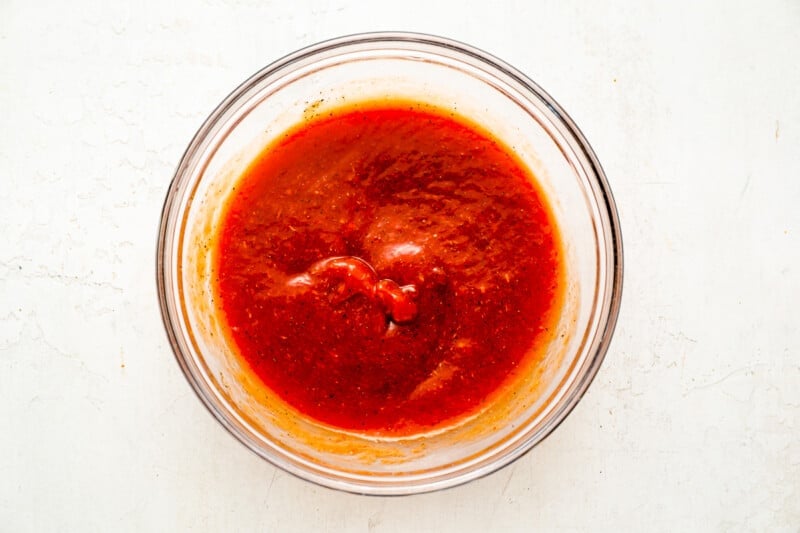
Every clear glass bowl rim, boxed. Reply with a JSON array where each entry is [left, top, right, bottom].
[[156, 31, 624, 496]]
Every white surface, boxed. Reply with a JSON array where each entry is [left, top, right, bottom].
[[1, 1, 799, 530]]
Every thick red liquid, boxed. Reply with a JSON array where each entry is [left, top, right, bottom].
[[216, 103, 563, 432]]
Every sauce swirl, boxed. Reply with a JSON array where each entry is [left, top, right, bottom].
[[216, 103, 563, 432]]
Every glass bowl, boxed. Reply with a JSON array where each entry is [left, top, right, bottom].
[[156, 32, 623, 495]]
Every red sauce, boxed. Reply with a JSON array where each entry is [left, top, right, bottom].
[[215, 102, 563, 433]]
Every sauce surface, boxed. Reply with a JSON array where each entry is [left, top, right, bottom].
[[215, 102, 563, 433]]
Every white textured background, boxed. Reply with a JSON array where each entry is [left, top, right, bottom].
[[2, 1, 799, 531]]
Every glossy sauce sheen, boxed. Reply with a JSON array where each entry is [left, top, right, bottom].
[[216, 103, 563, 432]]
